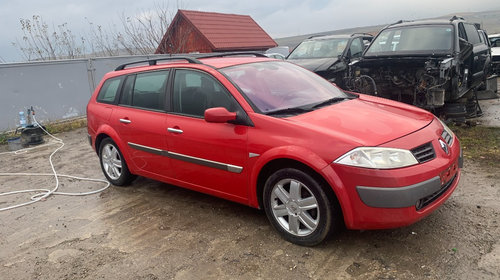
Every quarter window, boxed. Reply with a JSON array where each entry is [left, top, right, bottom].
[[97, 77, 122, 104], [172, 69, 237, 117]]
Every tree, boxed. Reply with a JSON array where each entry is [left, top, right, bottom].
[[13, 1, 183, 61], [13, 15, 86, 61]]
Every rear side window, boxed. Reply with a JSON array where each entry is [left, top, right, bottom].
[[97, 77, 122, 104], [119, 70, 169, 110], [464, 24, 480, 45]]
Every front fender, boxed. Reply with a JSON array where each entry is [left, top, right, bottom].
[[247, 145, 329, 208], [247, 145, 355, 228]]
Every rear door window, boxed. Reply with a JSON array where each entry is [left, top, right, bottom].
[[119, 70, 169, 111]]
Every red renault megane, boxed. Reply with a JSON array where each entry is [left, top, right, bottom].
[[87, 54, 462, 246]]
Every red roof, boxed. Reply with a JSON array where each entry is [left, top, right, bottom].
[[156, 10, 277, 53]]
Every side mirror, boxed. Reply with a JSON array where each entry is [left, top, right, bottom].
[[204, 107, 237, 123]]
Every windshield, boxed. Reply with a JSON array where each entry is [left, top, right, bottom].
[[221, 61, 348, 114], [490, 35, 500, 47], [365, 25, 453, 55], [288, 38, 349, 59]]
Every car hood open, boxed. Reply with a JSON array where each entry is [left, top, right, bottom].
[[287, 57, 339, 72], [290, 95, 435, 147]]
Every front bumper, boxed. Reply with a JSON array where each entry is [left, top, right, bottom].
[[357, 175, 447, 209], [492, 60, 500, 75], [327, 119, 461, 230]]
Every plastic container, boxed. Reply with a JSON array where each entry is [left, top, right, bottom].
[[19, 111, 27, 128], [7, 137, 23, 151]]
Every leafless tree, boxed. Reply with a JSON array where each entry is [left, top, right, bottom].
[[13, 1, 184, 61], [13, 15, 86, 61], [117, 1, 177, 55]]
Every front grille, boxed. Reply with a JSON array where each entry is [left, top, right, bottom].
[[411, 142, 436, 163], [441, 130, 453, 146], [416, 173, 457, 210], [492, 56, 500, 62]]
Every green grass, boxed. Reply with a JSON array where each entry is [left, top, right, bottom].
[[450, 124, 500, 171], [0, 118, 87, 145]]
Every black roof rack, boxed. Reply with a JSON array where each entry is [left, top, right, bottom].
[[115, 56, 202, 71], [194, 52, 268, 59], [114, 52, 269, 71]]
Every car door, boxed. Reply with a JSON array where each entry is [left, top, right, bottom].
[[165, 68, 249, 200], [111, 70, 173, 178], [463, 23, 488, 83]]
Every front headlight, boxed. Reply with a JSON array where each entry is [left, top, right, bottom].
[[438, 118, 454, 146], [334, 147, 418, 169]]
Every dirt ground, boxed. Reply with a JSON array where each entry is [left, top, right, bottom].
[[1, 113, 499, 279]]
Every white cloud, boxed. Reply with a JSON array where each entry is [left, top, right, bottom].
[[1, 0, 499, 61]]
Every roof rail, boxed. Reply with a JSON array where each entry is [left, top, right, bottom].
[[115, 56, 202, 71], [307, 34, 328, 39], [195, 52, 268, 59], [450, 15, 465, 21], [387, 20, 403, 27], [351, 33, 373, 37]]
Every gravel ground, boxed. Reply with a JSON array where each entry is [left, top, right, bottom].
[[0, 118, 499, 279]]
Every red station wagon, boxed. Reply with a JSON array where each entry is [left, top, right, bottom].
[[87, 54, 462, 246]]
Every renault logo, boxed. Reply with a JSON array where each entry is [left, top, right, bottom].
[[439, 139, 449, 154]]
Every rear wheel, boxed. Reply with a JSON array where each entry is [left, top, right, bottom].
[[263, 168, 339, 246], [99, 138, 136, 186]]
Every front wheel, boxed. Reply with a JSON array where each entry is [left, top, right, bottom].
[[263, 168, 339, 246], [99, 138, 136, 186]]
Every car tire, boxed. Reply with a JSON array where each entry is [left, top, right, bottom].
[[99, 138, 136, 186], [263, 168, 339, 246]]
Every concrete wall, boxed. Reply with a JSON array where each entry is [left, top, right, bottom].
[[0, 55, 174, 131]]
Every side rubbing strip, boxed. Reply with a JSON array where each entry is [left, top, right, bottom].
[[128, 142, 164, 156], [127, 142, 243, 173], [167, 151, 243, 174]]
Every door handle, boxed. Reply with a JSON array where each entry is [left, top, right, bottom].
[[167, 127, 183, 134], [119, 118, 131, 124]]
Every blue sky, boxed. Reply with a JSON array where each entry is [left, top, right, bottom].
[[1, 0, 499, 62]]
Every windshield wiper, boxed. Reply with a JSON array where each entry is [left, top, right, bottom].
[[311, 96, 356, 109], [265, 107, 312, 116]]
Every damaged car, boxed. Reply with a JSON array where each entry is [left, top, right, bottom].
[[489, 33, 500, 75], [287, 33, 373, 88], [348, 17, 490, 118]]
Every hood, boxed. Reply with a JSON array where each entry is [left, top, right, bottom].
[[290, 94, 434, 147], [287, 57, 339, 72]]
